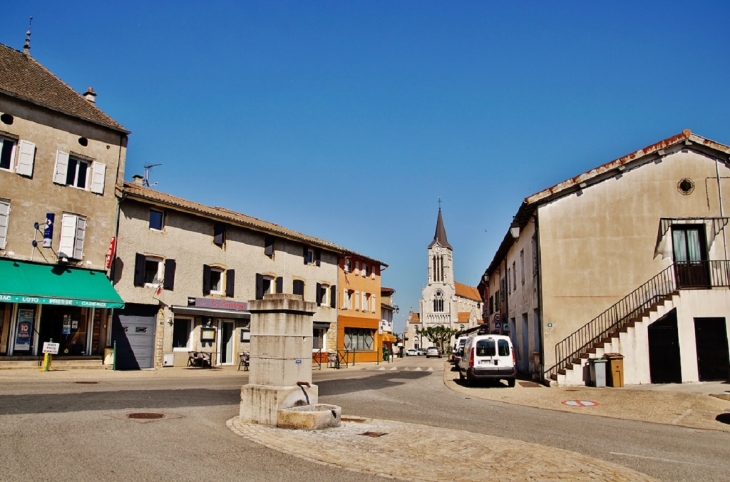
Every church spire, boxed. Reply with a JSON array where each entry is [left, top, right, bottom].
[[428, 207, 452, 250]]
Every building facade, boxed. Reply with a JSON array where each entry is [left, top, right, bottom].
[[484, 130, 730, 386], [0, 43, 127, 364]]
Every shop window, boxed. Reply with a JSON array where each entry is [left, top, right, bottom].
[[172, 318, 192, 350], [149, 209, 164, 231], [344, 328, 374, 351], [58, 213, 86, 260]]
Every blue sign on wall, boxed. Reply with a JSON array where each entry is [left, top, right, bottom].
[[42, 213, 54, 248]]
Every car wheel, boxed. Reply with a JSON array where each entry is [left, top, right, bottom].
[[507, 378, 516, 387]]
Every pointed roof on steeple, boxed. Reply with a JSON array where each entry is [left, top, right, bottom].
[[428, 208, 452, 250]]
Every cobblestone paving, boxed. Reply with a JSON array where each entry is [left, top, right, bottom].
[[228, 417, 659, 482]]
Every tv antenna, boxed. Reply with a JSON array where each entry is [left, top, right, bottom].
[[143, 163, 162, 187]]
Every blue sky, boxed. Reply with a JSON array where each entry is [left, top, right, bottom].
[[4, 1, 729, 332]]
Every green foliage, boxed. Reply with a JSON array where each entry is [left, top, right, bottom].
[[415, 325, 460, 351]]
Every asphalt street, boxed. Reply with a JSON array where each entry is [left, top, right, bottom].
[[0, 357, 728, 481]]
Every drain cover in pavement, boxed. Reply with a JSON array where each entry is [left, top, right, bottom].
[[73, 381, 99, 384], [359, 431, 388, 438], [562, 400, 599, 407], [127, 412, 165, 420], [519, 381, 542, 388]]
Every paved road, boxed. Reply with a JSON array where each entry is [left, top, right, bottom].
[[0, 358, 728, 481]]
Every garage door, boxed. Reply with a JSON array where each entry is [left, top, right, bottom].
[[113, 304, 158, 370]]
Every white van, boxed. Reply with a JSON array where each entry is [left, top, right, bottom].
[[458, 335, 516, 387]]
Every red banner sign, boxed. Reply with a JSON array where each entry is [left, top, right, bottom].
[[105, 237, 116, 269]]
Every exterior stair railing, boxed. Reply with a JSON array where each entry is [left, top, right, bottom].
[[543, 260, 730, 382]]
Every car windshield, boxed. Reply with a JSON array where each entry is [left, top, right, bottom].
[[476, 339, 495, 357]]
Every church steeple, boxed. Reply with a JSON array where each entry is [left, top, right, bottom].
[[428, 207, 452, 250]]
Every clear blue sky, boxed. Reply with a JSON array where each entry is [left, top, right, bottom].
[[4, 1, 729, 332]]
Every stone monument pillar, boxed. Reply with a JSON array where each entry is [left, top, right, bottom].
[[240, 294, 318, 426]]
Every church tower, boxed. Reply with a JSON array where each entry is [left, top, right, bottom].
[[420, 207, 457, 328]]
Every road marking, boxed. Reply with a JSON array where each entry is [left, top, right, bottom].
[[609, 452, 718, 467], [561, 400, 599, 407], [377, 367, 385, 371], [389, 367, 397, 371], [671, 408, 692, 425], [427, 367, 434, 371], [414, 367, 422, 371]]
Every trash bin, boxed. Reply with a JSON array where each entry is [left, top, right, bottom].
[[589, 358, 607, 387], [604, 353, 624, 387]]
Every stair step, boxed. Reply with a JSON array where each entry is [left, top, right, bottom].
[[587, 348, 597, 354], [549, 373, 558, 381], [557, 369, 566, 376]]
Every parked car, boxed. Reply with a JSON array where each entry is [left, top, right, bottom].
[[405, 348, 417, 356], [458, 335, 516, 387], [416, 348, 426, 356], [426, 347, 441, 358], [451, 336, 469, 363]]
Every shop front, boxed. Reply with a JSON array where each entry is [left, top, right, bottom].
[[0, 259, 124, 362]]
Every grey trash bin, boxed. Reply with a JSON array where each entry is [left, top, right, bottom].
[[589, 358, 608, 387]]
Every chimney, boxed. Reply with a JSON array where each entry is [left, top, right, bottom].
[[132, 174, 144, 186], [83, 87, 97, 103]]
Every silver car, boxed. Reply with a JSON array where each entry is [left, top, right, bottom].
[[426, 347, 441, 358]]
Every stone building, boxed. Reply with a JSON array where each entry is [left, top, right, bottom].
[[114, 179, 383, 369], [0, 42, 127, 365], [484, 130, 730, 386]]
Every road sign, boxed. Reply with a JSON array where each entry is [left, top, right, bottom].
[[495, 322, 502, 329], [42, 342, 60, 355]]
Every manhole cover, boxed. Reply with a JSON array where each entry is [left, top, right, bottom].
[[73, 381, 99, 384], [519, 381, 542, 388], [716, 413, 730, 425], [562, 400, 599, 407], [127, 412, 165, 420], [359, 431, 387, 438]]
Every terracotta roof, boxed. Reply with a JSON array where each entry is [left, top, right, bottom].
[[486, 130, 730, 276], [407, 311, 420, 324], [0, 43, 128, 133], [121, 182, 387, 266], [457, 312, 471, 322], [381, 287, 395, 294], [455, 281, 480, 301]]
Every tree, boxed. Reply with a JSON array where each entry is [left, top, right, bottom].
[[415, 325, 460, 352]]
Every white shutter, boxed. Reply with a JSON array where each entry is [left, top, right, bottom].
[[0, 201, 9, 249], [58, 214, 77, 258], [355, 291, 360, 311], [90, 161, 106, 194], [355, 261, 360, 276], [53, 151, 70, 185], [73, 216, 86, 259], [15, 140, 35, 177], [371, 268, 376, 280], [372, 294, 376, 313]]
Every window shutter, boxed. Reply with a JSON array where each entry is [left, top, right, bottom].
[[355, 261, 360, 276], [163, 259, 176, 290], [330, 285, 337, 308], [293, 279, 304, 296], [203, 264, 211, 295], [73, 217, 86, 260], [303, 246, 308, 264], [355, 291, 360, 311], [265, 236, 274, 256], [134, 253, 146, 286], [0, 201, 8, 249], [226, 269, 235, 297], [315, 249, 321, 267], [15, 140, 35, 177], [90, 161, 106, 194], [275, 276, 283, 294], [58, 214, 77, 259], [316, 283, 322, 306], [53, 151, 70, 185], [213, 223, 225, 246], [255, 273, 264, 300], [372, 294, 376, 313], [371, 267, 376, 280]]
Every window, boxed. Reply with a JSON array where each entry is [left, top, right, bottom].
[[316, 283, 329, 306], [520, 249, 525, 285], [213, 223, 226, 247], [371, 294, 376, 313], [58, 213, 86, 260], [343, 258, 351, 273], [52, 151, 105, 192], [264, 235, 275, 257], [204, 265, 235, 297], [143, 256, 163, 286], [0, 137, 15, 171], [255, 273, 274, 299], [362, 292, 368, 312], [532, 236, 538, 277], [149, 209, 164, 231], [313, 328, 325, 350], [66, 157, 89, 188], [134, 254, 175, 290], [303, 246, 321, 266], [344, 289, 353, 310], [498, 339, 510, 356], [433, 290, 444, 312], [172, 318, 192, 349], [293, 279, 305, 296], [355, 261, 360, 276], [355, 291, 361, 310], [363, 264, 370, 277], [476, 339, 495, 357], [0, 200, 8, 249], [512, 261, 517, 291], [506, 268, 511, 294], [344, 328, 374, 351]]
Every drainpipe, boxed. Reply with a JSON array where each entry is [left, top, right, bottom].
[[535, 214, 546, 383]]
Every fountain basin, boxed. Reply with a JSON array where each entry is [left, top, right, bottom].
[[277, 404, 341, 429]]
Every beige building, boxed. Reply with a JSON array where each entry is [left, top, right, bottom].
[[114, 179, 363, 369], [0, 42, 128, 364], [484, 130, 730, 386]]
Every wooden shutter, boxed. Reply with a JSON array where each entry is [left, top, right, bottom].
[[255, 273, 264, 300], [0, 201, 9, 249], [90, 161, 106, 194], [58, 214, 77, 259], [73, 216, 86, 260], [226, 269, 235, 297], [316, 283, 322, 306], [265, 236, 274, 256], [293, 279, 304, 296], [213, 223, 225, 246], [303, 246, 308, 264], [134, 253, 146, 286], [330, 285, 337, 308], [15, 140, 35, 177], [53, 150, 69, 185], [203, 264, 211, 295], [315, 249, 321, 267], [275, 276, 283, 294], [163, 259, 176, 290]]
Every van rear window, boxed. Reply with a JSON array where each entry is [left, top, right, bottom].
[[476, 339, 495, 356], [498, 339, 510, 356]]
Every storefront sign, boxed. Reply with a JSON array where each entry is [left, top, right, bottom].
[[104, 237, 116, 269], [42, 342, 60, 355], [14, 309, 34, 351], [42, 213, 54, 248], [0, 294, 122, 309], [192, 298, 248, 311]]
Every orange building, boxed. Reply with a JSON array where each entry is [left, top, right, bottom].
[[337, 253, 387, 363]]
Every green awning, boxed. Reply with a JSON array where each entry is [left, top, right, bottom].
[[0, 259, 124, 309]]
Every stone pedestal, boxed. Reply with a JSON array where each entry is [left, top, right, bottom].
[[240, 294, 318, 426]]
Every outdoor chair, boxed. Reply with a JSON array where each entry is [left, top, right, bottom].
[[238, 351, 250, 371]]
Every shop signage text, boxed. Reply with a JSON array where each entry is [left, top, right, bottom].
[[191, 298, 248, 311], [0, 294, 123, 309], [42, 342, 60, 354]]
